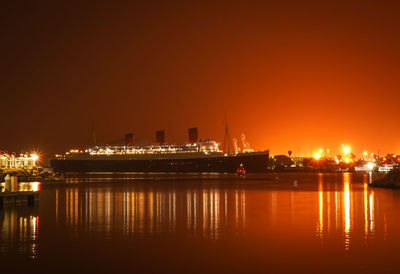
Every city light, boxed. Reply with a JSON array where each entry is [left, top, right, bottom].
[[342, 146, 351, 155], [313, 153, 321, 160], [31, 154, 39, 161], [367, 162, 375, 171], [0, 152, 40, 168]]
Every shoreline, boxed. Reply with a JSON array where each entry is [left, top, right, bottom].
[[0, 167, 64, 183]]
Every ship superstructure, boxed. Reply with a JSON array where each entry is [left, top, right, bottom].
[[57, 139, 222, 160], [51, 128, 269, 173]]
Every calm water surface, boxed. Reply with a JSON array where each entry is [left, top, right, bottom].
[[1, 172, 399, 273]]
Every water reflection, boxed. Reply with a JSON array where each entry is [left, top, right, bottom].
[[0, 181, 40, 258], [0, 208, 39, 258], [315, 172, 377, 250], [57, 173, 382, 250], [317, 174, 323, 240], [343, 173, 351, 250], [56, 186, 247, 240], [0, 173, 387, 260]]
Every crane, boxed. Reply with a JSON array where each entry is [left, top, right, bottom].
[[233, 138, 240, 154], [241, 134, 254, 153]]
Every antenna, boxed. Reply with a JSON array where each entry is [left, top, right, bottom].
[[223, 113, 231, 153]]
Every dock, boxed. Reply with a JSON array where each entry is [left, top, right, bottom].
[[0, 191, 39, 206]]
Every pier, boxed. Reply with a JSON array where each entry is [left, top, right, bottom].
[[0, 191, 39, 207]]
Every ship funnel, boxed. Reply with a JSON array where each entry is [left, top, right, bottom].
[[125, 133, 134, 146], [156, 130, 166, 145], [188, 128, 198, 144]]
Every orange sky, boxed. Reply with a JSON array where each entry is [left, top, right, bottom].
[[1, 1, 400, 159]]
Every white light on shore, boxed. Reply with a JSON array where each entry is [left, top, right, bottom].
[[367, 162, 375, 171]]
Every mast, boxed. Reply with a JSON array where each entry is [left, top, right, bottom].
[[223, 113, 231, 154], [91, 120, 97, 145]]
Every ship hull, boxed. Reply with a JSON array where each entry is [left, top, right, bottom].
[[50, 152, 269, 173]]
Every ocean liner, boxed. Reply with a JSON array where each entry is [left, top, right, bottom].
[[50, 128, 269, 173]]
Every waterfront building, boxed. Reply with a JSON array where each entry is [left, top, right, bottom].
[[0, 153, 38, 168]]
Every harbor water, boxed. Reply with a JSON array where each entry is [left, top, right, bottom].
[[1, 172, 399, 273]]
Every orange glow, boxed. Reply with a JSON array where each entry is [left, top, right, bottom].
[[2, 1, 400, 159], [342, 146, 351, 155]]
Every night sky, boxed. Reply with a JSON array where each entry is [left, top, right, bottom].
[[2, 0, 400, 161]]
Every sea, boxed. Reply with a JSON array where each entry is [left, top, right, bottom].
[[1, 172, 399, 273]]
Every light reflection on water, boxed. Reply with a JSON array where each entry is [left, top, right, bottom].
[[0, 208, 39, 258], [57, 186, 246, 240], [0, 182, 41, 259], [53, 172, 384, 248], [314, 173, 378, 250], [344, 173, 351, 249], [1, 172, 397, 272]]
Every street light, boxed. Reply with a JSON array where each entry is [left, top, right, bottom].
[[342, 146, 351, 155], [313, 153, 321, 160], [31, 154, 39, 166]]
